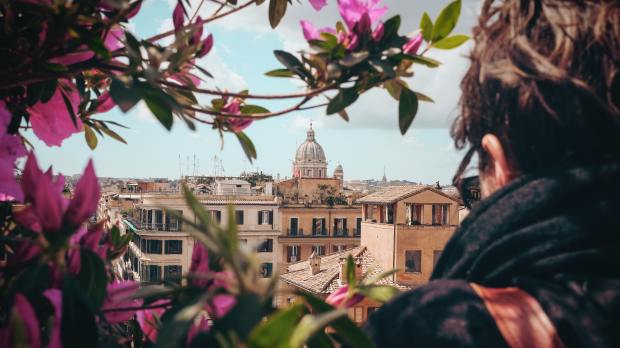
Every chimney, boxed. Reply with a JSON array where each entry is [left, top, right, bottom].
[[309, 252, 321, 275], [338, 256, 363, 284]]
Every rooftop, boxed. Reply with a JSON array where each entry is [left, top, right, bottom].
[[280, 246, 410, 294], [356, 184, 460, 204]]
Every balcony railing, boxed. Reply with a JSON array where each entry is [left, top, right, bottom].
[[311, 230, 328, 236], [286, 228, 304, 236], [135, 222, 180, 232]]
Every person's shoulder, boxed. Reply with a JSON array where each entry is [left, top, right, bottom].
[[364, 279, 508, 348]]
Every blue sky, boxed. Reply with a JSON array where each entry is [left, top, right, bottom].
[[27, 0, 481, 184]]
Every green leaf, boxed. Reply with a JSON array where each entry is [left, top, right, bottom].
[[398, 87, 419, 135], [382, 15, 401, 40], [420, 12, 433, 42], [339, 51, 369, 67], [84, 125, 98, 150], [265, 69, 295, 78], [156, 293, 209, 348], [357, 285, 399, 303], [62, 278, 98, 348], [337, 109, 350, 122], [274, 50, 311, 81], [249, 303, 306, 348], [414, 91, 434, 103], [76, 249, 108, 309], [241, 105, 270, 114], [384, 79, 406, 101], [361, 269, 399, 286], [268, 0, 287, 29], [432, 34, 469, 49], [289, 310, 347, 348], [368, 59, 395, 78], [345, 255, 356, 285], [59, 89, 79, 128], [87, 36, 111, 60], [431, 0, 461, 42], [404, 54, 442, 68], [212, 294, 264, 341], [326, 88, 358, 115], [296, 292, 375, 348], [235, 131, 257, 163], [109, 78, 142, 112], [144, 93, 173, 130], [100, 124, 128, 144]]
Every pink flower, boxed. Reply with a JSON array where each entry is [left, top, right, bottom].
[[300, 20, 337, 41], [209, 294, 236, 318], [169, 64, 202, 87], [104, 26, 125, 53], [43, 289, 62, 348], [137, 300, 170, 342], [221, 99, 253, 132], [95, 91, 116, 113], [186, 315, 210, 345], [197, 34, 214, 58], [325, 285, 364, 308], [67, 224, 107, 274], [101, 281, 143, 324], [28, 81, 82, 147], [14, 154, 100, 237], [47, 26, 125, 66], [173, 1, 185, 33], [190, 17, 204, 46], [189, 241, 210, 287], [308, 0, 327, 11], [372, 21, 384, 42], [0, 293, 41, 348], [0, 102, 26, 201], [403, 33, 423, 55], [65, 160, 100, 227], [337, 0, 387, 30]]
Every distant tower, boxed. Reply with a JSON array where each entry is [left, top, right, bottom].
[[381, 167, 388, 184], [309, 251, 321, 275], [292, 123, 328, 178], [333, 163, 344, 181]]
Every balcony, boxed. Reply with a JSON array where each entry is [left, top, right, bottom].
[[286, 228, 304, 237], [135, 222, 180, 232], [311, 230, 329, 237]]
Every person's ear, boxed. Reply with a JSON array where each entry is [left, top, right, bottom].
[[481, 134, 513, 188]]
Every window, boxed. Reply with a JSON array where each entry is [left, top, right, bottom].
[[145, 240, 162, 254], [347, 307, 364, 323], [258, 210, 273, 225], [355, 218, 362, 236], [146, 265, 161, 282], [259, 263, 273, 278], [332, 245, 346, 253], [165, 240, 182, 254], [333, 218, 347, 236], [433, 250, 443, 268], [287, 245, 300, 262], [235, 210, 244, 225], [209, 210, 221, 223], [257, 239, 273, 253], [432, 204, 449, 225], [312, 218, 326, 235], [164, 265, 182, 284], [386, 204, 394, 224], [408, 204, 423, 225], [312, 245, 326, 256], [289, 217, 299, 235], [405, 250, 422, 273]]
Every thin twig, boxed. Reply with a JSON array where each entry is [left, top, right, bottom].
[[161, 79, 335, 99]]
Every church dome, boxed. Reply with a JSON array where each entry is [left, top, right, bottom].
[[295, 126, 326, 163]]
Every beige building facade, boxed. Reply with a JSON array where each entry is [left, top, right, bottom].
[[358, 185, 460, 286]]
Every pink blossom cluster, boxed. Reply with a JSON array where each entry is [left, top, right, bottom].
[[301, 0, 423, 55]]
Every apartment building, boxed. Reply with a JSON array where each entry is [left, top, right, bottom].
[[358, 185, 461, 286]]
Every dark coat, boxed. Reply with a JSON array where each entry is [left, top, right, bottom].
[[364, 163, 620, 347]]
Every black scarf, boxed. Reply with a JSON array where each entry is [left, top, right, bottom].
[[431, 162, 620, 347]]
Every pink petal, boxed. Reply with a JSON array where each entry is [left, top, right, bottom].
[[49, 49, 95, 66], [403, 33, 423, 55], [32, 171, 63, 232], [337, 0, 387, 30], [186, 315, 210, 345], [308, 0, 327, 11], [13, 206, 42, 233], [301, 20, 320, 41], [102, 281, 143, 324], [67, 248, 82, 274], [13, 293, 41, 348], [43, 289, 62, 348], [20, 153, 44, 203], [196, 34, 213, 58], [29, 82, 82, 147], [227, 118, 253, 132], [136, 300, 169, 342], [190, 17, 204, 45], [126, 1, 142, 19], [189, 242, 210, 287], [65, 160, 100, 227], [210, 294, 236, 318], [173, 1, 185, 33], [325, 285, 364, 308], [104, 26, 125, 53], [372, 21, 384, 42], [95, 92, 116, 113], [7, 239, 42, 266]]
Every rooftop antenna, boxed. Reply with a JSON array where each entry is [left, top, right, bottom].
[[178, 154, 183, 180], [193, 154, 196, 177], [186, 156, 190, 178]]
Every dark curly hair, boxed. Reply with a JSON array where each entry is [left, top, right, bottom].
[[452, 0, 620, 178]]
